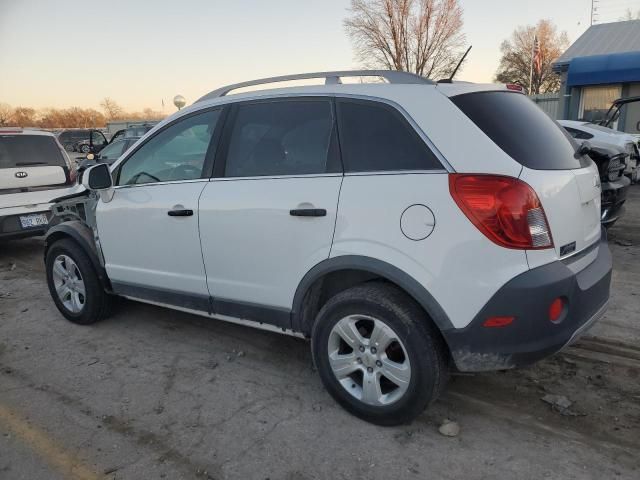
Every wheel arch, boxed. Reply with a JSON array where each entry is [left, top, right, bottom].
[[44, 221, 111, 291], [291, 255, 454, 337]]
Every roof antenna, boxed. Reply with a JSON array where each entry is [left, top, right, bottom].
[[438, 46, 472, 83]]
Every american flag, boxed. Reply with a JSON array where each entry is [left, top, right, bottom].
[[533, 35, 543, 76]]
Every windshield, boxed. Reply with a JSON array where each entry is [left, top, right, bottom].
[[0, 135, 66, 168], [452, 91, 590, 170]]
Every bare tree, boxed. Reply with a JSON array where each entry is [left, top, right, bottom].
[[11, 107, 37, 127], [344, 0, 467, 79], [0, 103, 13, 126], [495, 19, 569, 95], [100, 97, 124, 120]]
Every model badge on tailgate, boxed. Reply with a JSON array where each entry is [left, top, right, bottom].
[[560, 242, 577, 256]]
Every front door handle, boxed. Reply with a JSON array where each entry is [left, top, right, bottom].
[[168, 209, 193, 217], [289, 208, 327, 217]]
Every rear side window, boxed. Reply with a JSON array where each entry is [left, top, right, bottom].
[[337, 100, 442, 172], [0, 135, 66, 168], [452, 92, 588, 170], [224, 99, 335, 177]]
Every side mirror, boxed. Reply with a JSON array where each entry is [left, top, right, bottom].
[[86, 153, 95, 161], [81, 163, 113, 191]]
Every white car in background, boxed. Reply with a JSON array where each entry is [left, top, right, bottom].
[[0, 128, 77, 241], [558, 120, 639, 183]]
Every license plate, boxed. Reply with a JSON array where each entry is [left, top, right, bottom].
[[19, 213, 49, 229]]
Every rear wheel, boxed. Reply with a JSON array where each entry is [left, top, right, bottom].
[[45, 238, 111, 325], [311, 283, 448, 425]]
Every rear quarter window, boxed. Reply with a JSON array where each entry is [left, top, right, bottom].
[[337, 99, 442, 172], [452, 91, 589, 170], [0, 135, 66, 168]]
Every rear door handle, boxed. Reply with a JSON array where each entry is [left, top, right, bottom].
[[168, 209, 193, 217], [289, 208, 327, 217]]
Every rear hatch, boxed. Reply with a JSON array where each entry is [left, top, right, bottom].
[[1, 132, 72, 208], [450, 90, 601, 258]]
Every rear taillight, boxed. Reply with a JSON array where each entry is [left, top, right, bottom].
[[505, 84, 524, 93], [449, 174, 553, 250]]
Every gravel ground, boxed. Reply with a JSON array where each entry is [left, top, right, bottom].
[[0, 187, 639, 480]]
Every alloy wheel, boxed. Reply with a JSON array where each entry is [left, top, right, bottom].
[[327, 314, 411, 406], [52, 255, 86, 314]]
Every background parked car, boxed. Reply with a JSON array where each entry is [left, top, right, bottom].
[[87, 136, 140, 165], [57, 129, 92, 152], [109, 123, 156, 144], [74, 130, 109, 154], [0, 128, 76, 240], [586, 144, 630, 227], [559, 119, 639, 183]]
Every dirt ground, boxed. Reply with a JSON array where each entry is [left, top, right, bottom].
[[0, 188, 639, 480]]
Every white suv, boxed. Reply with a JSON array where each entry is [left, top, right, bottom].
[[0, 128, 76, 241], [44, 71, 612, 425]]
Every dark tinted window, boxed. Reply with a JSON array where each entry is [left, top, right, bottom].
[[337, 100, 441, 172], [224, 100, 334, 177], [0, 135, 66, 168], [452, 92, 588, 170]]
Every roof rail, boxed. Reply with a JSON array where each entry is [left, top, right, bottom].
[[195, 70, 433, 103]]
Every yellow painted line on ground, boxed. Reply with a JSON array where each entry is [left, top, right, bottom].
[[0, 404, 104, 480]]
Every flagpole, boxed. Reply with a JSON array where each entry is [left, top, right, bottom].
[[529, 35, 535, 95]]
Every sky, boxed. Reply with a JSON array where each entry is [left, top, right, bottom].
[[0, 0, 631, 112]]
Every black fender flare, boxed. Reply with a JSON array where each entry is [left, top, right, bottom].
[[291, 255, 454, 335], [44, 221, 111, 291]]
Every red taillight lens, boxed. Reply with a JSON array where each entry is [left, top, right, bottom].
[[449, 174, 553, 250], [483, 316, 514, 328], [549, 298, 565, 323]]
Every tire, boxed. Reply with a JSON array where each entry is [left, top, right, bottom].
[[45, 238, 112, 325], [311, 282, 448, 426], [63, 143, 74, 152], [80, 144, 91, 153]]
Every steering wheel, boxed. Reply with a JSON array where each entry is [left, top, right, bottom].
[[170, 164, 201, 180]]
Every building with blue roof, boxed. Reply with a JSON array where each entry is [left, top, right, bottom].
[[553, 20, 640, 133]]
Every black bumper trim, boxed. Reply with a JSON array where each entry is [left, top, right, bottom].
[[443, 229, 612, 372]]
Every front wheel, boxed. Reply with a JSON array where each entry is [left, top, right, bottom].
[[311, 283, 448, 426], [80, 144, 91, 153], [45, 238, 112, 325]]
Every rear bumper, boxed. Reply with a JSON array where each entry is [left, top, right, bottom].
[[444, 229, 612, 372], [0, 206, 54, 240]]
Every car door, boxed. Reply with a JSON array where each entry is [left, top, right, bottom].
[[198, 97, 342, 326], [97, 108, 225, 309]]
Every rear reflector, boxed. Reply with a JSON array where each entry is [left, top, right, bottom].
[[483, 316, 514, 328], [549, 298, 565, 323], [449, 174, 554, 250]]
